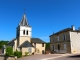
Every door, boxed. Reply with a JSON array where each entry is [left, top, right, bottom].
[[52, 45, 54, 51], [28, 47, 32, 53], [42, 50, 45, 54], [58, 44, 60, 52]]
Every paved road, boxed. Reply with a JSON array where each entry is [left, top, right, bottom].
[[17, 54, 80, 60], [18, 54, 61, 60], [52, 54, 80, 60]]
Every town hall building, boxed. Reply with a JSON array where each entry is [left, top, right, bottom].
[[7, 14, 46, 55], [50, 25, 80, 54]]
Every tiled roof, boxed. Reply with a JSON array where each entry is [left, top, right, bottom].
[[55, 28, 73, 34], [49, 28, 73, 37], [31, 38, 46, 43], [49, 27, 80, 37], [8, 38, 16, 44], [8, 38, 46, 45], [18, 41, 33, 48]]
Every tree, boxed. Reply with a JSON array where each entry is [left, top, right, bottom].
[[6, 46, 13, 56], [14, 50, 22, 58], [46, 42, 50, 50], [0, 41, 9, 49]]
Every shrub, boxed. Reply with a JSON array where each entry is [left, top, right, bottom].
[[6, 46, 13, 56], [14, 51, 22, 58], [25, 52, 29, 56]]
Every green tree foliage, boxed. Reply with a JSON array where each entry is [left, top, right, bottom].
[[14, 51, 22, 58], [0, 41, 9, 49], [6, 46, 13, 56], [46, 42, 50, 50]]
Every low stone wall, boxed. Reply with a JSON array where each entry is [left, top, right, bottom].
[[0, 55, 17, 60]]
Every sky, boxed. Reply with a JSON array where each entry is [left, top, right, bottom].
[[0, 0, 80, 42]]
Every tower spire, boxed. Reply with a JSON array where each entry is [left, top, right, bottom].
[[19, 11, 29, 26]]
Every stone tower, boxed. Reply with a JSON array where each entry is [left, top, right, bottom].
[[16, 14, 32, 47]]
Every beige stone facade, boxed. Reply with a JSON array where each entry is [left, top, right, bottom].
[[32, 43, 46, 54], [17, 36, 31, 46], [21, 47, 35, 55], [50, 25, 80, 54]]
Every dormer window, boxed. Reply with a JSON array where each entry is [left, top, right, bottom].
[[26, 30, 28, 35], [23, 30, 25, 35]]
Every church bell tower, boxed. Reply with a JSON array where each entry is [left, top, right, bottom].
[[16, 14, 32, 46]]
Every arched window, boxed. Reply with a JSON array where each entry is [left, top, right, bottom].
[[23, 30, 25, 35], [26, 30, 28, 35]]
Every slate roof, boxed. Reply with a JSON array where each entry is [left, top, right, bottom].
[[19, 14, 30, 27], [8, 37, 46, 48], [49, 28, 73, 37], [31, 38, 46, 43], [50, 27, 80, 37], [19, 41, 33, 48], [54, 28, 73, 34], [8, 38, 16, 44]]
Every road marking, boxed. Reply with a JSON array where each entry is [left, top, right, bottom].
[[40, 54, 71, 60]]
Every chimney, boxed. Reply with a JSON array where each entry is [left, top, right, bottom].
[[71, 25, 75, 30]]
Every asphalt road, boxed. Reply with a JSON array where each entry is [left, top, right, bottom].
[[17, 54, 80, 60], [18, 54, 61, 60], [52, 54, 80, 60]]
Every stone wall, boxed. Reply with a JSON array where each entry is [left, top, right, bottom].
[[50, 31, 71, 53]]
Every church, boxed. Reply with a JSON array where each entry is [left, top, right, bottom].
[[7, 14, 46, 55]]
